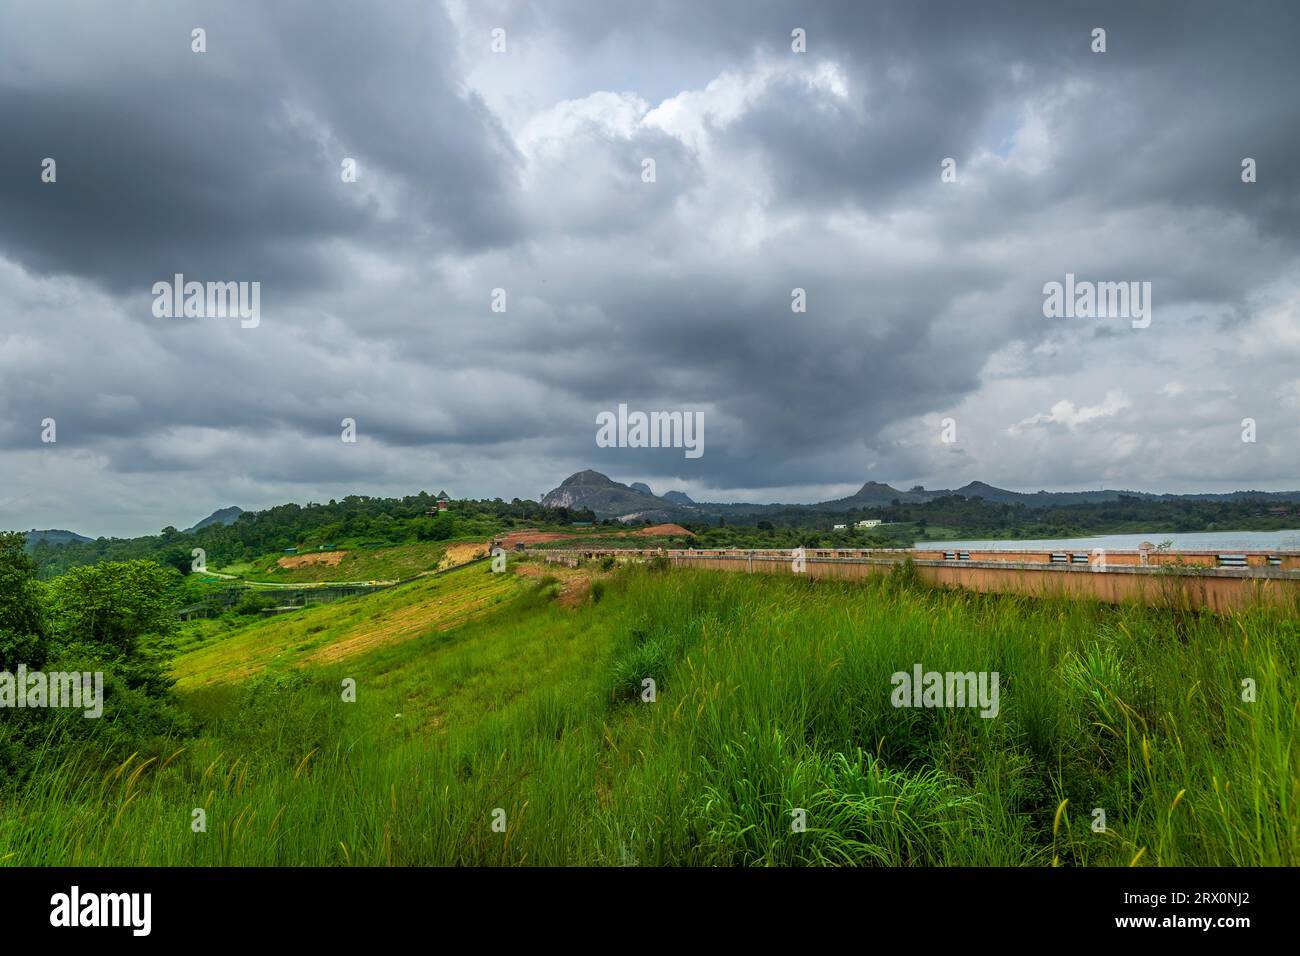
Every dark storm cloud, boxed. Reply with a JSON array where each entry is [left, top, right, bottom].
[[0, 0, 522, 294], [476, 255, 987, 489], [1, 0, 1298, 535], [667, 0, 1300, 234]]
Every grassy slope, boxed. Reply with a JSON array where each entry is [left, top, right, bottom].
[[2, 563, 1296, 866], [173, 562, 520, 688], [219, 540, 467, 584]]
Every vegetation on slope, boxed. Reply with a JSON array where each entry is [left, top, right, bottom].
[[219, 539, 479, 585], [1, 554, 1294, 867], [25, 495, 597, 579], [25, 485, 1300, 582], [173, 563, 521, 689]]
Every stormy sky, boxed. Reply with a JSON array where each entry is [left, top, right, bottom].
[[1, 0, 1297, 537]]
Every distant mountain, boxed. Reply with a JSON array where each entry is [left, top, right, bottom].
[[186, 506, 245, 533], [25, 529, 92, 547], [821, 480, 923, 507], [817, 479, 1242, 509], [918, 483, 1300, 507], [542, 470, 1300, 521], [540, 470, 691, 522], [942, 482, 1141, 506], [1155, 489, 1300, 504], [818, 480, 1154, 509]]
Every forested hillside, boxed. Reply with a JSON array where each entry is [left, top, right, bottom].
[[25, 495, 597, 579]]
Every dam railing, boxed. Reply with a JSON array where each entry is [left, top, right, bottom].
[[530, 546, 1300, 613]]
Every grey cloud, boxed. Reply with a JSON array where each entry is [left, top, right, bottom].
[[1, 0, 1298, 535], [0, 0, 523, 296]]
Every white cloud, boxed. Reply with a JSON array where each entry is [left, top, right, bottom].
[[1010, 391, 1130, 434]]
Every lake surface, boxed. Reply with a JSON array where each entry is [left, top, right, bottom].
[[922, 530, 1300, 552]]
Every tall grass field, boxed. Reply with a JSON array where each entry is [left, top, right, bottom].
[[1, 562, 1295, 866]]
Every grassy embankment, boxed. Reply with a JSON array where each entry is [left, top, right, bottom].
[[1, 560, 1295, 866], [214, 539, 492, 584], [215, 527, 691, 586]]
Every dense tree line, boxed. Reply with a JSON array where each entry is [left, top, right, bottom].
[[0, 531, 187, 784], [877, 494, 1296, 537], [26, 494, 598, 579], [705, 494, 1297, 539]]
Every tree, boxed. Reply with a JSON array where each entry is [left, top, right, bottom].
[[0, 530, 48, 669], [429, 512, 456, 540], [46, 560, 181, 659], [415, 512, 456, 541], [160, 545, 194, 575]]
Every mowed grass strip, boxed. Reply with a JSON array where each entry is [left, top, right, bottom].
[[230, 539, 462, 584], [172, 563, 522, 688]]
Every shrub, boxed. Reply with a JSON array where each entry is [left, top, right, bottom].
[[887, 556, 922, 591], [234, 592, 279, 616], [608, 638, 668, 704]]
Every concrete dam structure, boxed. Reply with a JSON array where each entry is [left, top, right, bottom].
[[535, 546, 1300, 614]]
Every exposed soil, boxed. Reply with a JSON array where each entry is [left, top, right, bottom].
[[494, 524, 694, 551], [626, 523, 693, 537], [277, 550, 347, 569], [438, 541, 489, 569], [512, 560, 599, 607], [494, 529, 578, 549]]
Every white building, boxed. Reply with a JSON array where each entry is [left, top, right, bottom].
[[833, 524, 847, 530], [856, 519, 882, 529]]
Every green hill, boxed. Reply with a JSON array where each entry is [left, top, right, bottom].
[[185, 507, 245, 533], [24, 529, 92, 548]]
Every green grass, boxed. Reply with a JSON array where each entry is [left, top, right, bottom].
[[223, 540, 460, 584], [1, 564, 1295, 866], [172, 562, 522, 689], [914, 526, 961, 541]]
